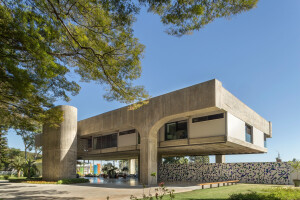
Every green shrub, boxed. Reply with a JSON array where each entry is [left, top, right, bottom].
[[230, 188, 300, 200], [264, 187, 300, 200], [57, 178, 89, 184], [8, 177, 28, 183], [8, 177, 41, 183], [3, 175, 9, 180], [229, 192, 280, 200]]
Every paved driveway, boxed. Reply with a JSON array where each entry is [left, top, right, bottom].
[[0, 181, 203, 200]]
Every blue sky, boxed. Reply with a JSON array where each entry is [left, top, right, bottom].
[[7, 0, 300, 163]]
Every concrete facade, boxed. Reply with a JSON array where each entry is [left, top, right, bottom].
[[40, 79, 271, 185]]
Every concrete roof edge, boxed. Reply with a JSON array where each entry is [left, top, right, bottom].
[[78, 79, 219, 123], [219, 86, 271, 136]]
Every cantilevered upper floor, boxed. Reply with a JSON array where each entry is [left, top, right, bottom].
[[77, 79, 271, 160]]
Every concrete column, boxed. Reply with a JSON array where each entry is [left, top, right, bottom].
[[42, 105, 77, 181], [216, 155, 225, 163], [138, 155, 141, 181], [157, 154, 162, 168], [157, 154, 162, 181], [139, 136, 157, 185], [130, 159, 136, 175]]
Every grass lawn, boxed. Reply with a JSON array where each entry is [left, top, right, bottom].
[[0, 175, 27, 180], [173, 184, 287, 200]]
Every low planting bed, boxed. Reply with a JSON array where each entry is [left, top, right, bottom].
[[57, 178, 90, 184], [0, 175, 12, 180], [8, 177, 41, 183], [8, 177, 89, 184]]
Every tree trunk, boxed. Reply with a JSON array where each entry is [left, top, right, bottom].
[[28, 164, 31, 178], [18, 170, 20, 178], [25, 147, 27, 161], [0, 132, 2, 163]]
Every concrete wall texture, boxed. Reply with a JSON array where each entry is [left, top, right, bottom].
[[189, 113, 225, 138], [42, 105, 77, 181], [119, 133, 137, 147], [158, 162, 293, 185]]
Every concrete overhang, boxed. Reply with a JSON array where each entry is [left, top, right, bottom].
[[78, 79, 271, 138]]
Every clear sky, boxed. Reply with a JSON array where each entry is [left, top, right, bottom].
[[7, 0, 300, 163]]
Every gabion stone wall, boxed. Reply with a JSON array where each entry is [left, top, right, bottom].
[[158, 162, 291, 185]]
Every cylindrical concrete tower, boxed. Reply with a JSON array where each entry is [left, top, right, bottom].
[[42, 105, 77, 181]]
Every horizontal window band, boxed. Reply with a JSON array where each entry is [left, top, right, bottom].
[[192, 113, 224, 123]]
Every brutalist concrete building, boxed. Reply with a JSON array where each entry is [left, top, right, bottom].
[[38, 79, 271, 185]]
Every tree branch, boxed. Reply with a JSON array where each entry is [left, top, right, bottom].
[[45, 0, 129, 98]]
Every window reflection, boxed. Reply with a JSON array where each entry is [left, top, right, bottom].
[[165, 120, 188, 141], [93, 133, 118, 149], [245, 124, 253, 143]]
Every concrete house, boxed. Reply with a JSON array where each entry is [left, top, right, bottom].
[[39, 79, 271, 185]]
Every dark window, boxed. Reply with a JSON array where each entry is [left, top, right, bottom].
[[165, 120, 188, 141], [94, 133, 118, 149], [245, 124, 253, 143], [119, 129, 135, 136], [264, 134, 267, 148], [192, 113, 224, 123], [138, 133, 140, 144], [88, 137, 92, 148], [95, 137, 101, 149]]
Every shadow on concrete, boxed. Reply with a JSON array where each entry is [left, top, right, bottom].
[[72, 182, 202, 189], [77, 177, 202, 189], [0, 183, 83, 200], [2, 196, 83, 200], [72, 177, 144, 189], [0, 184, 37, 189], [73, 182, 144, 189]]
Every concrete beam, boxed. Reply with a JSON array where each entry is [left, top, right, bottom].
[[78, 79, 271, 139]]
